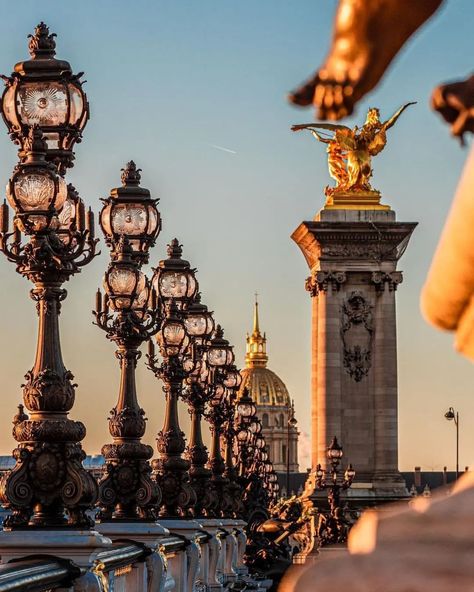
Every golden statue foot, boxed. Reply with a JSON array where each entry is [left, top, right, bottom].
[[288, 0, 444, 120], [431, 74, 474, 145]]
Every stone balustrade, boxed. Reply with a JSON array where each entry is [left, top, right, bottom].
[[0, 520, 252, 592]]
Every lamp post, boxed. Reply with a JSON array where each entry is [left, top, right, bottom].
[[221, 367, 244, 517], [205, 325, 235, 517], [93, 162, 162, 521], [444, 406, 460, 480], [181, 294, 217, 517], [0, 129, 98, 528], [314, 436, 355, 545], [0, 24, 98, 529], [286, 399, 297, 496], [147, 239, 198, 517]]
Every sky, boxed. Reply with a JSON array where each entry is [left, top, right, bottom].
[[0, 0, 472, 472]]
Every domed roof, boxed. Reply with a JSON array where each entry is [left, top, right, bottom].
[[240, 366, 291, 407], [239, 297, 291, 407]]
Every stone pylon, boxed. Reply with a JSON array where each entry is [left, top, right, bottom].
[[292, 207, 416, 505]]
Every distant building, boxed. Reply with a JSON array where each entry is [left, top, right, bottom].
[[239, 298, 299, 474]]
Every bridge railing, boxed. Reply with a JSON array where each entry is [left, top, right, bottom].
[[0, 522, 252, 591]]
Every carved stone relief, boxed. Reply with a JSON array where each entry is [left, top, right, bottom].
[[340, 291, 374, 382]]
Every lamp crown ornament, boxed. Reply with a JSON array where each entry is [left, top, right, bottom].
[[121, 160, 142, 186], [115, 234, 134, 260], [167, 238, 183, 259], [28, 22, 57, 58], [23, 125, 47, 156]]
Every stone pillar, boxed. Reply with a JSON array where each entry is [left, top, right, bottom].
[[292, 208, 416, 503]]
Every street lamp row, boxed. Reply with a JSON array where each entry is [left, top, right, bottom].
[[0, 22, 277, 529]]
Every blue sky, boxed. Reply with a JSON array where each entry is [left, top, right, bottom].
[[0, 0, 472, 470]]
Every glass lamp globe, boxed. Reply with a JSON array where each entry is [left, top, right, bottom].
[[327, 436, 344, 461], [152, 239, 197, 304], [184, 295, 214, 339], [100, 161, 160, 263], [207, 325, 234, 368], [6, 128, 67, 232], [1, 23, 89, 172], [104, 260, 145, 312], [223, 367, 242, 389], [249, 420, 261, 434], [237, 429, 248, 443], [236, 401, 252, 418], [345, 464, 356, 481], [316, 464, 324, 479], [156, 302, 190, 357]]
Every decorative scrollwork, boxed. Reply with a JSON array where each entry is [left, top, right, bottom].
[[22, 368, 76, 413], [371, 271, 403, 292], [306, 270, 346, 297]]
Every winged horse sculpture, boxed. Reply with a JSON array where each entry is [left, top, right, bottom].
[[292, 103, 416, 197]]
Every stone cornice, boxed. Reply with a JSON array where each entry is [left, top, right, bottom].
[[292, 221, 417, 269]]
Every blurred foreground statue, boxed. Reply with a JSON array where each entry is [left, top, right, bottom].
[[422, 147, 474, 359], [431, 75, 474, 144], [292, 103, 414, 206], [281, 472, 474, 592], [288, 0, 444, 120]]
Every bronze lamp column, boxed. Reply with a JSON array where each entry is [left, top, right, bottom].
[[181, 295, 218, 517], [94, 162, 162, 520], [204, 325, 235, 517], [94, 236, 161, 520], [147, 300, 195, 517], [0, 129, 98, 528]]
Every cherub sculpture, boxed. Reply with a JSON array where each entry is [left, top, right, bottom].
[[292, 102, 415, 198]]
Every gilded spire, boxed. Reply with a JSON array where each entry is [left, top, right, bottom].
[[245, 294, 268, 368], [253, 292, 260, 334]]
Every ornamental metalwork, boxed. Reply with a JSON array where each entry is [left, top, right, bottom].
[[1, 23, 89, 174], [0, 132, 98, 528], [94, 233, 161, 521]]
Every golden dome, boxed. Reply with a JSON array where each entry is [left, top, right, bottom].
[[239, 296, 291, 407], [240, 366, 291, 407]]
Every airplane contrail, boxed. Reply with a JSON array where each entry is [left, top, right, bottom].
[[208, 143, 237, 154]]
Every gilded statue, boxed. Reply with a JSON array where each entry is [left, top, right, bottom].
[[292, 103, 415, 201]]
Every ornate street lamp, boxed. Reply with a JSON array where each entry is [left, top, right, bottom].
[[181, 295, 219, 517], [1, 22, 89, 173], [314, 436, 355, 546], [444, 406, 460, 480], [99, 162, 161, 264], [202, 325, 237, 517], [94, 235, 161, 521], [207, 324, 234, 368], [0, 140, 98, 528], [152, 238, 198, 305], [286, 400, 297, 496], [220, 370, 245, 518], [234, 387, 271, 519], [147, 292, 195, 517]]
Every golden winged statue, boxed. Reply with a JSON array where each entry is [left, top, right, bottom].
[[292, 103, 416, 204]]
